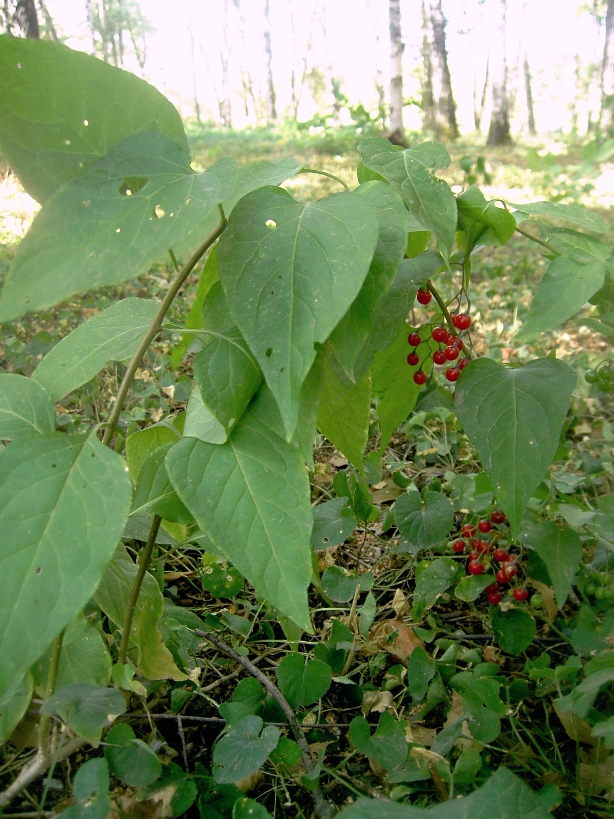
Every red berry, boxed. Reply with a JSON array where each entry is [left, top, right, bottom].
[[408, 332, 421, 347], [494, 548, 508, 563], [514, 588, 529, 602], [462, 524, 476, 537], [445, 345, 460, 361], [432, 326, 448, 343], [407, 352, 420, 366], [445, 367, 460, 382], [478, 520, 491, 534], [491, 510, 506, 524], [452, 540, 466, 554], [476, 540, 490, 554], [458, 357, 469, 371], [469, 550, 480, 560], [417, 288, 432, 305], [433, 350, 446, 365], [485, 583, 499, 595], [445, 331, 456, 345], [503, 562, 517, 579], [413, 371, 427, 385], [496, 569, 509, 584], [451, 337, 464, 350], [453, 313, 472, 331], [487, 592, 503, 605], [468, 560, 485, 575]]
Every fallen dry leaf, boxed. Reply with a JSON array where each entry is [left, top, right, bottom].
[[578, 755, 614, 794], [530, 580, 558, 622], [371, 477, 404, 504], [553, 702, 597, 745], [367, 620, 424, 662], [392, 589, 409, 618], [362, 689, 394, 716]]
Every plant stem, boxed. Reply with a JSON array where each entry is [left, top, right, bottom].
[[102, 215, 227, 448], [118, 515, 162, 666], [299, 167, 349, 192], [426, 279, 455, 333], [195, 629, 333, 819], [0, 738, 86, 809], [514, 225, 560, 256], [37, 628, 65, 754]]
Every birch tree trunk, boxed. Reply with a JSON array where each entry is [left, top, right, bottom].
[[487, 0, 512, 146], [601, 0, 614, 133], [421, 0, 458, 139], [264, 0, 277, 124], [388, 0, 405, 145]]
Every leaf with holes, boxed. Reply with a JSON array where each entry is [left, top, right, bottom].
[[217, 186, 379, 439], [0, 433, 131, 705], [311, 498, 358, 550], [455, 358, 576, 538], [0, 132, 233, 322], [0, 36, 188, 203], [33, 298, 159, 402]]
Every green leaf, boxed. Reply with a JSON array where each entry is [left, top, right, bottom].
[[456, 186, 516, 247], [105, 723, 162, 786], [349, 711, 408, 770], [311, 499, 358, 550], [317, 351, 371, 471], [414, 558, 463, 610], [276, 653, 332, 707], [0, 671, 33, 743], [510, 200, 609, 234], [358, 139, 457, 262], [321, 566, 374, 603], [454, 358, 576, 537], [517, 257, 605, 340], [329, 181, 410, 382], [455, 574, 494, 602], [0, 132, 230, 323], [490, 607, 536, 655], [131, 441, 194, 524], [201, 562, 244, 599], [33, 298, 158, 402], [337, 767, 556, 817], [94, 544, 187, 681], [183, 385, 228, 444], [218, 186, 379, 439], [545, 228, 610, 264], [31, 613, 111, 692], [0, 433, 131, 704], [126, 419, 182, 481], [407, 646, 435, 702], [582, 312, 614, 344], [233, 798, 273, 819], [213, 715, 280, 784], [171, 244, 219, 369], [72, 758, 110, 801], [0, 36, 188, 203], [394, 491, 454, 554], [527, 521, 582, 609], [41, 683, 126, 744], [216, 156, 303, 215], [166, 406, 313, 630], [372, 324, 434, 452], [0, 373, 55, 440], [193, 283, 263, 434]]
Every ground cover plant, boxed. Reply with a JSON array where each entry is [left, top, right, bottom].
[[1, 36, 614, 819]]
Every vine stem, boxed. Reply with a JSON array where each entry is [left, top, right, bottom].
[[299, 167, 349, 192], [426, 279, 455, 333], [37, 628, 65, 754], [102, 212, 227, 448], [118, 515, 162, 666], [514, 225, 560, 256], [0, 738, 86, 809], [194, 630, 333, 819]]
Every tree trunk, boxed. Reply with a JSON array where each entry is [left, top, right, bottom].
[[387, 0, 405, 144], [473, 56, 489, 133], [422, 0, 458, 139], [6, 0, 40, 37], [601, 0, 614, 133], [487, 0, 512, 146], [263, 0, 277, 123], [524, 54, 536, 135], [37, 0, 58, 41]]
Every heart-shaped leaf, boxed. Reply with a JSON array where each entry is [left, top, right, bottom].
[[349, 711, 408, 770], [311, 499, 358, 550], [395, 491, 455, 554], [218, 186, 379, 439], [455, 358, 576, 537], [105, 723, 162, 786], [41, 683, 126, 744], [490, 607, 536, 656], [213, 715, 280, 784], [276, 653, 332, 707]]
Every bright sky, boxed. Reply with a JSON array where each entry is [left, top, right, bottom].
[[46, 0, 604, 134]]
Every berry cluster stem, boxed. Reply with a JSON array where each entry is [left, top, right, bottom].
[[426, 279, 455, 334]]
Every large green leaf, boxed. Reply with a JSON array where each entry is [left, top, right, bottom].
[[217, 186, 379, 439], [0, 373, 55, 440], [0, 672, 33, 743], [545, 228, 610, 264], [456, 186, 516, 247], [358, 138, 457, 261], [0, 433, 131, 704], [394, 490, 455, 554], [317, 351, 371, 471], [213, 715, 280, 784], [527, 521, 582, 609], [166, 407, 313, 630], [517, 257, 605, 340], [194, 283, 263, 434], [329, 181, 410, 382], [94, 544, 186, 681], [372, 324, 433, 453], [125, 418, 182, 481], [32, 298, 158, 402], [455, 358, 576, 537], [510, 200, 609, 234], [0, 132, 231, 322], [0, 36, 188, 203], [130, 442, 194, 524], [41, 683, 126, 744]]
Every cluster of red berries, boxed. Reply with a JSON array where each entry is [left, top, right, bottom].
[[408, 294, 471, 386], [450, 510, 529, 605]]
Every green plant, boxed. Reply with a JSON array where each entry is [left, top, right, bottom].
[[1, 35, 613, 816]]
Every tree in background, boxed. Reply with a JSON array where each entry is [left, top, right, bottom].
[[421, 0, 458, 139], [1, 0, 39, 37], [263, 0, 277, 123], [388, 0, 404, 144], [85, 0, 150, 69], [487, 0, 512, 145], [601, 0, 614, 132]]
